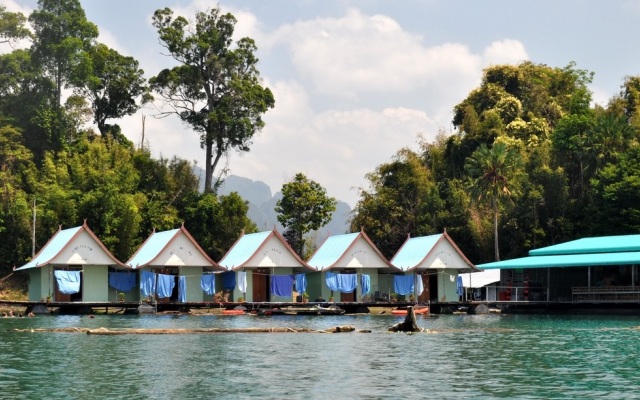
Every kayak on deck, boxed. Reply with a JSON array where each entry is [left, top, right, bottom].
[[391, 306, 429, 315]]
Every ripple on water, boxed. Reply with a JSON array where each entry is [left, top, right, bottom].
[[2, 313, 640, 398]]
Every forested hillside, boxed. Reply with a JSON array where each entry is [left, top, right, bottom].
[[351, 63, 640, 263]]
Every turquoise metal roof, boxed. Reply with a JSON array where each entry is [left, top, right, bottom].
[[478, 251, 640, 270], [15, 226, 82, 271], [390, 234, 442, 271], [529, 234, 640, 256], [307, 233, 359, 270], [127, 229, 178, 268], [219, 231, 272, 269]]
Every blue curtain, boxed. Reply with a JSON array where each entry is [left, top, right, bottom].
[[157, 274, 175, 298], [178, 276, 187, 303], [222, 271, 236, 290], [295, 273, 307, 294], [325, 272, 340, 291], [54, 270, 81, 295], [326, 272, 357, 292], [271, 275, 294, 297], [456, 275, 464, 296], [361, 274, 371, 295], [200, 274, 215, 295], [140, 270, 156, 297], [336, 274, 357, 293], [394, 275, 414, 295], [109, 272, 136, 292]]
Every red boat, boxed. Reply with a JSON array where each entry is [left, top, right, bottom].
[[391, 306, 429, 315], [222, 309, 246, 315]]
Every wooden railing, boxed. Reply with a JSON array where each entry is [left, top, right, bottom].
[[572, 286, 640, 303]]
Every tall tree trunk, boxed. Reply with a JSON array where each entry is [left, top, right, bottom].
[[204, 136, 213, 193], [493, 196, 499, 261]]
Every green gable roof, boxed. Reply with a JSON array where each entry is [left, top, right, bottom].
[[529, 234, 640, 256], [478, 251, 640, 270]]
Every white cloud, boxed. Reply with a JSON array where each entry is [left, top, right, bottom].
[[268, 8, 484, 100], [482, 39, 529, 65], [223, 79, 438, 206], [96, 5, 535, 209]]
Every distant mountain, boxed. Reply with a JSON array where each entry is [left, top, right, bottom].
[[218, 175, 352, 245]]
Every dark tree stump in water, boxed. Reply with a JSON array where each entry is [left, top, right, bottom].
[[388, 306, 423, 332]]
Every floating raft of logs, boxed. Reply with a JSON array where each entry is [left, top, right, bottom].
[[10, 307, 428, 335], [11, 326, 363, 335]]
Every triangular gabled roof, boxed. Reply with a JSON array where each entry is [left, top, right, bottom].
[[14, 221, 126, 271], [390, 231, 477, 273], [218, 228, 314, 271], [306, 230, 399, 272], [126, 224, 223, 271]]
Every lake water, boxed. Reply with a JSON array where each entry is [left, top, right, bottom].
[[2, 312, 640, 399]]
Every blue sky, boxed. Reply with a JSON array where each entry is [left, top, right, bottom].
[[4, 0, 640, 207]]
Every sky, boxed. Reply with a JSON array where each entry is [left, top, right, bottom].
[[4, 0, 640, 207]]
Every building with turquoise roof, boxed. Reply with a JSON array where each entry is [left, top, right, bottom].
[[14, 222, 129, 302], [477, 234, 640, 303], [307, 230, 400, 302], [219, 228, 314, 302], [390, 231, 478, 303], [126, 224, 225, 303]]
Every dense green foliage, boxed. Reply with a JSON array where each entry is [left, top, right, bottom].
[[352, 62, 640, 264], [0, 2, 258, 277]]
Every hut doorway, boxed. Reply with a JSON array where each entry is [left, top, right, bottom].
[[253, 268, 270, 302], [418, 273, 430, 303], [339, 270, 356, 302], [54, 269, 83, 302]]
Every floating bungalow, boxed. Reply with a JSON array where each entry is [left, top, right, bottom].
[[391, 231, 479, 303], [218, 229, 315, 302], [306, 231, 400, 302], [477, 234, 640, 304], [126, 225, 225, 303], [14, 222, 129, 302]]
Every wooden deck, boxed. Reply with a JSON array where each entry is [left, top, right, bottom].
[[6, 297, 640, 315]]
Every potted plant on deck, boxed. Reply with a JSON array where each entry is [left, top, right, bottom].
[[302, 292, 309, 303], [118, 292, 125, 302]]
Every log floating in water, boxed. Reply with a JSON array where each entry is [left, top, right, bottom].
[[388, 306, 423, 332], [12, 326, 358, 335]]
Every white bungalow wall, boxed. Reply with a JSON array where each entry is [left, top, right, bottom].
[[336, 238, 389, 270], [49, 230, 116, 266], [151, 234, 213, 267], [417, 239, 469, 271], [245, 235, 302, 267]]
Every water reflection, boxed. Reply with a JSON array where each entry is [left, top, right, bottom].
[[2, 314, 640, 398]]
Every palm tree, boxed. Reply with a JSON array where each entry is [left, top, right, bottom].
[[465, 142, 522, 260]]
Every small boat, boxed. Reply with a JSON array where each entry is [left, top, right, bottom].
[[391, 306, 429, 315], [222, 309, 246, 315]]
